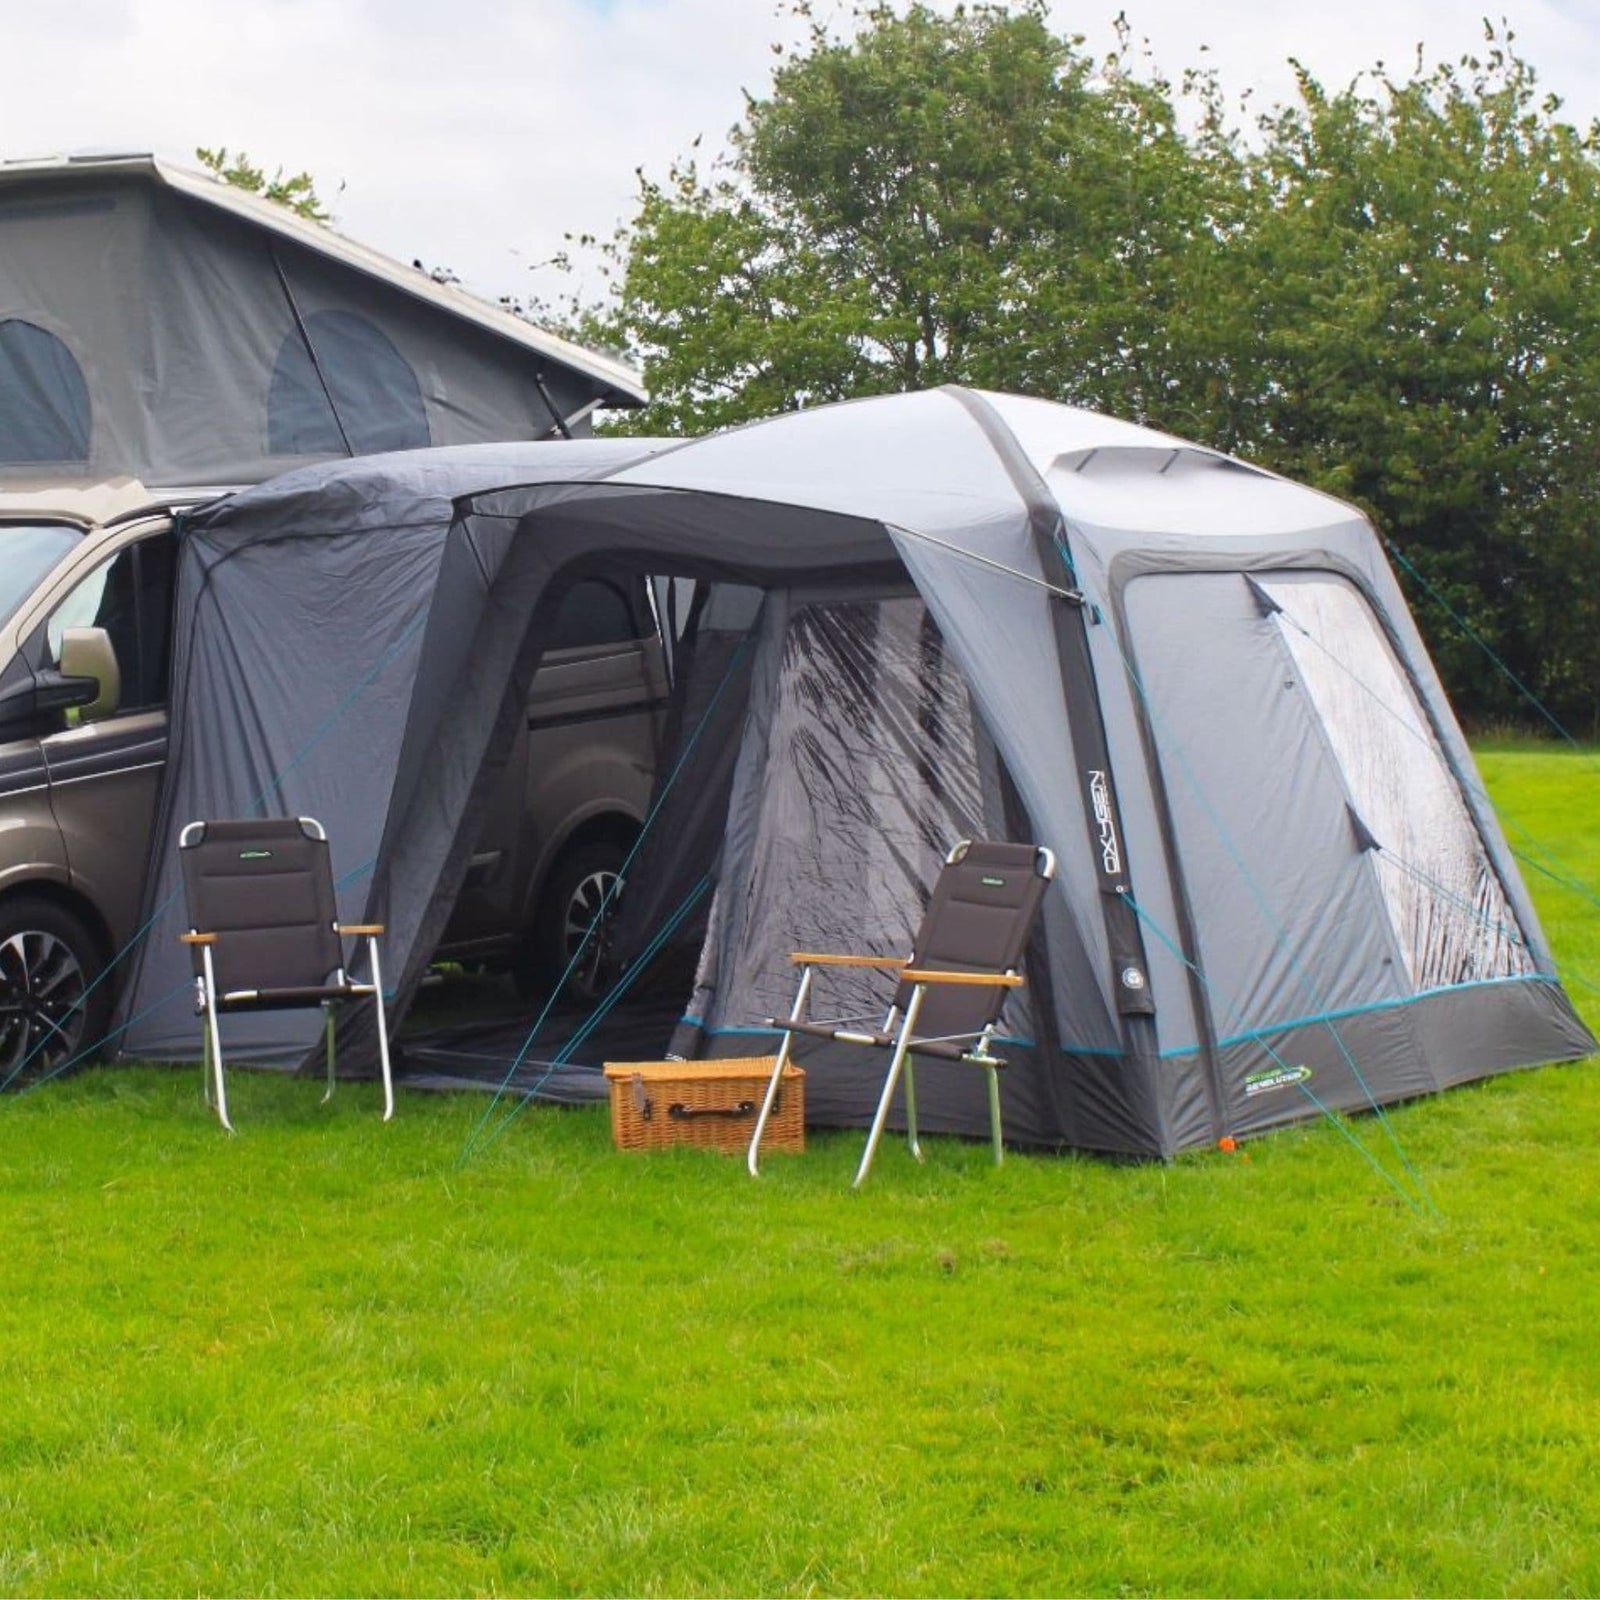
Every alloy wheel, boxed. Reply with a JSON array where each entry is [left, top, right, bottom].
[[0, 928, 90, 1083], [561, 867, 622, 996]]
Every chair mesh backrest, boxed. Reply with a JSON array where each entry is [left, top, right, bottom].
[[893, 841, 1050, 1041], [180, 818, 344, 995]]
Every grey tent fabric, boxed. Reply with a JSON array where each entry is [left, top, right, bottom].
[[115, 387, 1594, 1156], [114, 441, 669, 1067], [606, 582, 764, 971], [0, 157, 643, 487]]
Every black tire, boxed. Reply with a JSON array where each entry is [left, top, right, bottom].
[[517, 841, 628, 1004], [0, 897, 111, 1088]]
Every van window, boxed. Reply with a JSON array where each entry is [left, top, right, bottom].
[[0, 523, 81, 629], [0, 320, 91, 464], [46, 535, 174, 712], [548, 578, 640, 651]]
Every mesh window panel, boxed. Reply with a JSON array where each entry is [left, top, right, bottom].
[[0, 319, 90, 463], [268, 310, 429, 455], [726, 596, 991, 1030], [1260, 574, 1534, 990]]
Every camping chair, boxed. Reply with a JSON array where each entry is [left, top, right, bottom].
[[747, 839, 1055, 1187], [178, 817, 394, 1131]]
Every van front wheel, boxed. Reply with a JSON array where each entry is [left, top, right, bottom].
[[518, 842, 627, 1004], [0, 898, 110, 1087]]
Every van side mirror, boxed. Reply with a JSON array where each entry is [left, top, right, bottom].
[[58, 627, 121, 721]]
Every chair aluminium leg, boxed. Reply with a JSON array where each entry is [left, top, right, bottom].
[[903, 1057, 922, 1164], [366, 935, 394, 1122], [199, 946, 232, 1134], [201, 1006, 213, 1108], [748, 965, 812, 1177], [985, 1065, 1004, 1167], [854, 983, 926, 1190], [321, 1004, 336, 1104]]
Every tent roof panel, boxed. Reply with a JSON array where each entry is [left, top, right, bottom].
[[975, 390, 1198, 467], [185, 437, 672, 547], [1050, 451, 1365, 540], [609, 387, 1033, 544]]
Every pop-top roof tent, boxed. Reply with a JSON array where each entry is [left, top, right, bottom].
[[0, 153, 644, 488], [114, 387, 1593, 1157]]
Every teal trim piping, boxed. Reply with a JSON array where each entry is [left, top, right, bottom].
[[1155, 971, 1560, 1059]]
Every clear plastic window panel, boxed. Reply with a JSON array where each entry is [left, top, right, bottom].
[[1260, 574, 1534, 991], [725, 597, 999, 1031]]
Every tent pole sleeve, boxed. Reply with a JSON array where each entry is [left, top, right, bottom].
[[942, 387, 1154, 1018], [1052, 599, 1155, 1016]]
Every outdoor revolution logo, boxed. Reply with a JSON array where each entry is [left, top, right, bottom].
[[1087, 769, 1122, 877], [1243, 1063, 1313, 1098]]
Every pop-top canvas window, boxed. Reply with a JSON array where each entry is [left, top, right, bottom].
[[1259, 573, 1535, 991], [0, 319, 90, 464], [268, 310, 430, 456]]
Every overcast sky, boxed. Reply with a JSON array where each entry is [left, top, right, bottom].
[[4, 0, 1599, 316]]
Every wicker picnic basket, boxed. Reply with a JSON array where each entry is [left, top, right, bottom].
[[602, 1057, 805, 1154]]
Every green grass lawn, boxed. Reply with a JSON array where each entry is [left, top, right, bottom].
[[3, 748, 1599, 1596]]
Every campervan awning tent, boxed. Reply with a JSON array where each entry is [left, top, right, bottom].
[[0, 154, 644, 487], [115, 388, 1594, 1156]]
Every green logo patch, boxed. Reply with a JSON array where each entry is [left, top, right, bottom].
[[1243, 1063, 1312, 1098], [981, 875, 1007, 888], [238, 849, 273, 861]]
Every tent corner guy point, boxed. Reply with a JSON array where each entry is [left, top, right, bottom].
[[107, 386, 1591, 1159]]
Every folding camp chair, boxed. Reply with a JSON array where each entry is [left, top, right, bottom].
[[747, 839, 1055, 1187], [178, 817, 394, 1131]]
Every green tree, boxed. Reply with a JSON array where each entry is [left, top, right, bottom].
[[1213, 31, 1600, 728], [589, 2, 1233, 435], [195, 146, 333, 223]]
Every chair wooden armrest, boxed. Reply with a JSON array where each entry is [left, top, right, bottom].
[[790, 952, 910, 970], [180, 931, 218, 946], [901, 968, 1025, 988], [337, 923, 385, 936], [752, 840, 1054, 1187]]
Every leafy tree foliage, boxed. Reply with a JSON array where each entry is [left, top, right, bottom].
[[195, 146, 333, 223], [1213, 44, 1600, 730], [586, 2, 1237, 434], [579, 5, 1600, 731]]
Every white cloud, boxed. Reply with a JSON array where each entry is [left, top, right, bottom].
[[3, 0, 1597, 312]]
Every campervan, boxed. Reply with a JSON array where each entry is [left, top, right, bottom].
[[0, 480, 667, 1079], [0, 152, 658, 1078]]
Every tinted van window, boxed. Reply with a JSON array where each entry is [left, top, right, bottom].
[[46, 535, 174, 711], [548, 578, 639, 651], [0, 523, 80, 628]]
